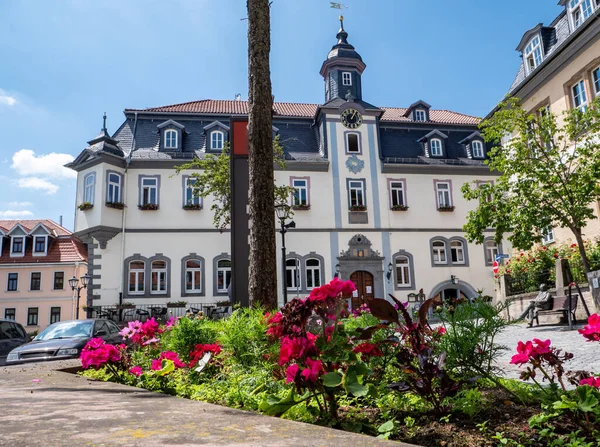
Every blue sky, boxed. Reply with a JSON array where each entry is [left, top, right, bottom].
[[0, 0, 562, 230]]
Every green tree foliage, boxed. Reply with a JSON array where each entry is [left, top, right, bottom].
[[175, 137, 294, 231], [462, 97, 600, 273]]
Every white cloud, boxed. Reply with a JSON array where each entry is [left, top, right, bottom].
[[0, 210, 34, 219], [7, 201, 33, 208], [0, 88, 17, 106], [11, 149, 76, 179], [17, 177, 59, 194]]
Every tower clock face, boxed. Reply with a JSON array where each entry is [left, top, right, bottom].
[[340, 108, 363, 129]]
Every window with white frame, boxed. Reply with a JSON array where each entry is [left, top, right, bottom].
[[83, 173, 95, 204], [164, 129, 178, 149], [572, 80, 589, 112], [128, 261, 145, 294], [593, 67, 600, 96], [414, 109, 426, 122], [395, 256, 411, 287], [471, 140, 484, 158], [569, 0, 594, 28], [141, 177, 158, 205], [211, 130, 224, 150], [430, 138, 442, 156], [485, 240, 499, 265], [524, 36, 543, 73], [542, 226, 555, 244], [348, 180, 366, 208], [346, 133, 360, 153], [185, 259, 202, 293], [107, 173, 122, 203], [450, 240, 466, 264], [11, 237, 24, 256], [305, 258, 321, 290], [432, 240, 447, 264], [286, 258, 301, 291], [151, 260, 167, 294], [33, 236, 46, 254], [216, 259, 232, 292], [435, 181, 452, 208], [389, 181, 406, 208], [185, 177, 201, 206], [292, 178, 309, 207], [342, 72, 352, 86]]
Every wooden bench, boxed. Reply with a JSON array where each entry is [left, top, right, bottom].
[[533, 295, 578, 327]]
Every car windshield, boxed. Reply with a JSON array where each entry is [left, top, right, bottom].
[[35, 321, 94, 341]]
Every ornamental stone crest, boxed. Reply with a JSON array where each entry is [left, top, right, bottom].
[[345, 154, 364, 174]]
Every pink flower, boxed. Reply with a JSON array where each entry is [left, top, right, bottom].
[[353, 342, 383, 358], [580, 377, 600, 388], [165, 316, 177, 328], [151, 359, 163, 371], [579, 314, 600, 342], [279, 335, 317, 365], [80, 339, 121, 369], [301, 358, 323, 382], [437, 327, 447, 335], [188, 343, 222, 367], [86, 338, 105, 349], [286, 364, 300, 383], [157, 351, 186, 368], [142, 337, 159, 346], [532, 338, 551, 355], [129, 366, 143, 377], [510, 340, 534, 365]]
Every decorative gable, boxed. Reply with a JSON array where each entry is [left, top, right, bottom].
[[418, 130, 448, 158], [204, 121, 230, 152], [459, 131, 486, 159], [404, 100, 432, 122], [157, 120, 185, 151]]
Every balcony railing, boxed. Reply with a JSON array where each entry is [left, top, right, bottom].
[[86, 303, 231, 323]]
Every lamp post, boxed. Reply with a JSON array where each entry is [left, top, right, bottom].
[[69, 273, 91, 319], [275, 204, 296, 305]]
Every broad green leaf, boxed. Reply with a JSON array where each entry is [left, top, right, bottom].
[[322, 372, 343, 388], [157, 359, 175, 376], [378, 420, 395, 433], [258, 388, 299, 416], [344, 370, 369, 397], [575, 385, 599, 413]]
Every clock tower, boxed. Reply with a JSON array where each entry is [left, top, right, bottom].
[[320, 16, 366, 104]]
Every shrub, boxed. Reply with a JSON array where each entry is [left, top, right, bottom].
[[162, 316, 219, 360]]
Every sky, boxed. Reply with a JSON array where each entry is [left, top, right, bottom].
[[0, 0, 564, 230]]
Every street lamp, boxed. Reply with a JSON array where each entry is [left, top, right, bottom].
[[450, 275, 459, 285], [275, 204, 295, 305], [69, 273, 91, 319]]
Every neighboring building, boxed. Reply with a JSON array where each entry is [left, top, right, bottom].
[[67, 19, 506, 310], [0, 219, 88, 330], [507, 0, 600, 246]]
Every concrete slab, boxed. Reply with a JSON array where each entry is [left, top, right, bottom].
[[0, 360, 415, 447]]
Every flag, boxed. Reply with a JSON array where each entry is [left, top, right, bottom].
[[330, 2, 344, 9]]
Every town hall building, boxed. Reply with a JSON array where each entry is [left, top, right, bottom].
[[66, 19, 507, 310]]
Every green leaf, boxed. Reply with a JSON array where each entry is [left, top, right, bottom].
[[341, 421, 363, 433], [344, 370, 369, 397], [258, 388, 299, 417], [322, 372, 343, 388], [575, 385, 599, 413], [347, 362, 370, 378], [378, 420, 395, 433], [157, 359, 175, 376]]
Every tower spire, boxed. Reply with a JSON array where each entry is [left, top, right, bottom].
[[102, 112, 107, 132], [337, 15, 349, 45]]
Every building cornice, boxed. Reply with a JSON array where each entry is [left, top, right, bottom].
[[381, 163, 499, 176]]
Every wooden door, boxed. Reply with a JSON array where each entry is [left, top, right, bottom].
[[349, 271, 375, 309]]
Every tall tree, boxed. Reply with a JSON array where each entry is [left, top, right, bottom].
[[462, 97, 600, 273], [247, 0, 277, 308]]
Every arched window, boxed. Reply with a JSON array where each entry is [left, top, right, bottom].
[[211, 130, 224, 150], [216, 259, 231, 292], [485, 239, 499, 265], [164, 129, 178, 149], [286, 258, 301, 291], [450, 240, 465, 264], [432, 240, 446, 264], [305, 258, 321, 289], [395, 256, 411, 287], [185, 259, 202, 293], [430, 138, 442, 156], [129, 261, 145, 294], [151, 260, 167, 294], [471, 140, 484, 158], [83, 173, 95, 204]]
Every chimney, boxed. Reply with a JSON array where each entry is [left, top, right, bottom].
[[235, 93, 242, 102], [59, 215, 63, 227]]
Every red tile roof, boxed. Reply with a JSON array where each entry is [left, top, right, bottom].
[[125, 100, 480, 125], [0, 219, 71, 236]]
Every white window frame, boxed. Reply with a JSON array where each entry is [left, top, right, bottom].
[[348, 180, 366, 207], [430, 138, 443, 156], [83, 173, 95, 204], [435, 181, 453, 208], [185, 177, 202, 206], [395, 256, 411, 287], [10, 237, 24, 257], [185, 259, 202, 293], [572, 80, 589, 112], [471, 140, 484, 158], [33, 235, 47, 256], [414, 109, 426, 122], [485, 240, 499, 265], [450, 240, 466, 265], [569, 0, 594, 29], [292, 178, 309, 206], [211, 130, 225, 151], [342, 71, 352, 86], [345, 132, 361, 154], [389, 180, 406, 208], [164, 129, 178, 149], [286, 258, 301, 291], [150, 260, 168, 295], [107, 173, 122, 203], [141, 177, 158, 206], [305, 258, 321, 290], [128, 261, 145, 295], [592, 66, 600, 97], [524, 35, 543, 74], [216, 259, 232, 293], [432, 240, 447, 265], [542, 226, 555, 245]]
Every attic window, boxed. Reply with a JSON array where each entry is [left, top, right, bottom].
[[569, 0, 594, 29], [211, 130, 224, 150], [34, 236, 47, 254], [430, 138, 443, 156], [414, 110, 426, 122], [342, 72, 352, 86], [471, 140, 484, 158], [524, 36, 543, 73], [164, 130, 178, 149], [11, 237, 24, 256]]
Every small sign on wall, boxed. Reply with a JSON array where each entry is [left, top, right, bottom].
[[593, 277, 599, 289], [366, 286, 372, 294], [352, 290, 358, 298]]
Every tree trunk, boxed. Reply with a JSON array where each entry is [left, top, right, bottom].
[[247, 0, 277, 309], [572, 228, 592, 274]]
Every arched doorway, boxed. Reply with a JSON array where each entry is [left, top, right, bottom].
[[428, 280, 479, 303], [349, 270, 374, 308]]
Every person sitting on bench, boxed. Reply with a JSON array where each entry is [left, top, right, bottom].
[[517, 283, 553, 327]]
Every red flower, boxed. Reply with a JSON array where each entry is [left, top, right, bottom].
[[80, 339, 121, 369], [532, 338, 551, 355], [510, 340, 534, 365], [266, 312, 284, 338], [157, 351, 186, 368], [580, 377, 600, 388], [279, 335, 317, 365], [189, 343, 222, 367], [579, 314, 600, 342], [286, 364, 299, 383], [301, 358, 323, 382], [353, 342, 383, 358], [553, 253, 559, 258], [129, 366, 143, 377], [571, 243, 578, 248]]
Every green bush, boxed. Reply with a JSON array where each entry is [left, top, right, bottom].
[[162, 316, 219, 360]]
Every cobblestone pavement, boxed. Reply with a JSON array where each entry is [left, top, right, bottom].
[[494, 322, 600, 381]]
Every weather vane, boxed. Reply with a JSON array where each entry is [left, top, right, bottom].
[[330, 1, 348, 20]]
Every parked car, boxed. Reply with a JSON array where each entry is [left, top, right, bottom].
[[0, 319, 29, 365], [5, 319, 123, 365]]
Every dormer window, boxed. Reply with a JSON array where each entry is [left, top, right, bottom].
[[342, 72, 352, 86], [471, 140, 485, 158], [34, 236, 47, 254], [11, 237, 24, 256], [164, 129, 178, 149], [211, 130, 224, 151], [414, 109, 426, 122], [430, 138, 443, 156], [569, 0, 594, 29], [524, 36, 543, 73]]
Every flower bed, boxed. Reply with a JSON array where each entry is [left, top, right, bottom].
[[138, 203, 159, 211], [80, 279, 600, 445], [77, 202, 93, 211], [106, 202, 125, 210]]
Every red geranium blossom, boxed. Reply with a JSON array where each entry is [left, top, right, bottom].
[[129, 366, 143, 377], [286, 364, 300, 383], [353, 342, 383, 358], [189, 343, 222, 367], [579, 314, 600, 342], [80, 338, 121, 369], [301, 358, 324, 382], [580, 376, 600, 388]]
